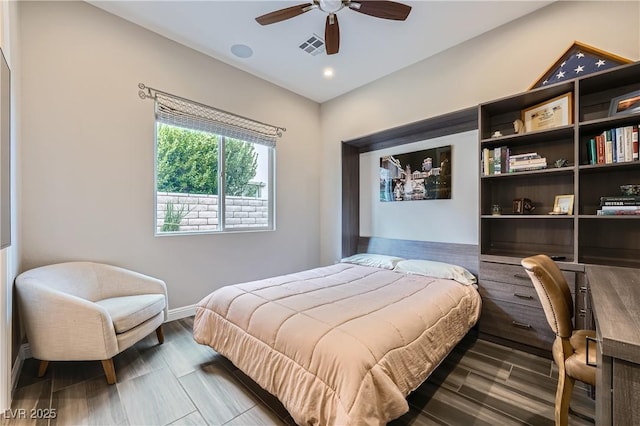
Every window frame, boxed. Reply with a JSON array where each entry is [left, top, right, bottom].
[[154, 123, 276, 236]]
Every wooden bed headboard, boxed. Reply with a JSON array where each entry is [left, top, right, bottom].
[[357, 236, 479, 277]]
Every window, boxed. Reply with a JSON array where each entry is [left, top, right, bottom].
[[147, 89, 282, 235]]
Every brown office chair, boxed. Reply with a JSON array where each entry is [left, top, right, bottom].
[[521, 255, 596, 426]]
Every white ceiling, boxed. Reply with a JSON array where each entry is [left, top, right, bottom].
[[89, 0, 553, 103]]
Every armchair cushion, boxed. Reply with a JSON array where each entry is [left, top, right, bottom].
[[96, 294, 166, 334]]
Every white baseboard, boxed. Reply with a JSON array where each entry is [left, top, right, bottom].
[[166, 304, 196, 322]]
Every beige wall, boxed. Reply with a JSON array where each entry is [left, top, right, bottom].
[[319, 0, 640, 264], [18, 1, 322, 309]]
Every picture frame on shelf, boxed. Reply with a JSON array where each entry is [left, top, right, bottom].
[[608, 89, 640, 117], [551, 194, 574, 215], [512, 199, 523, 214], [522, 93, 573, 132]]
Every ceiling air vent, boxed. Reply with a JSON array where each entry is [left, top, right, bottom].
[[299, 34, 325, 56]]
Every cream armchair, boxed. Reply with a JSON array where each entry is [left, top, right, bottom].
[[15, 261, 168, 384]]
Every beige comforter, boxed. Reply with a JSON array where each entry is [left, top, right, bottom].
[[193, 263, 481, 425]]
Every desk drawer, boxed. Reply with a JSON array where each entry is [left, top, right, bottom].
[[479, 298, 555, 350], [480, 261, 576, 289], [478, 279, 541, 309]]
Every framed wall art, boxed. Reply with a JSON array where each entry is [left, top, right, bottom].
[[608, 89, 640, 117], [522, 93, 572, 132], [380, 145, 451, 202]]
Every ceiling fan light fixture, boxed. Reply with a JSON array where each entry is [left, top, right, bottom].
[[318, 0, 344, 14]]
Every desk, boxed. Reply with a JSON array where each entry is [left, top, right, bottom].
[[586, 265, 640, 426]]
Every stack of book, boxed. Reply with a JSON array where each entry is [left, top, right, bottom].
[[481, 147, 548, 175], [508, 152, 547, 172], [597, 196, 640, 215]]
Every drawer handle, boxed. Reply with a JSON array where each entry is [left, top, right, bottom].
[[579, 309, 587, 318], [514, 293, 533, 300], [513, 273, 529, 280], [511, 321, 532, 329], [579, 286, 588, 294]]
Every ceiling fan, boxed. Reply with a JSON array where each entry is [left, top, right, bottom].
[[255, 1, 412, 55]]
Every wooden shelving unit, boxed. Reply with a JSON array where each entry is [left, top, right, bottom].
[[477, 61, 640, 354]]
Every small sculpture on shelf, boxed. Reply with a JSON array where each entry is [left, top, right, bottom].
[[513, 119, 525, 134], [513, 198, 535, 214], [554, 158, 569, 168]]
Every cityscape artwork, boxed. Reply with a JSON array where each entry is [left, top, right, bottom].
[[380, 145, 451, 202]]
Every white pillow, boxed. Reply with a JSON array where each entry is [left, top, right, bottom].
[[340, 253, 405, 270], [393, 259, 477, 285]]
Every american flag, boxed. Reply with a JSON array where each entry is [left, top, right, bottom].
[[531, 43, 629, 89]]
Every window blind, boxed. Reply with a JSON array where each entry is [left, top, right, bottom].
[[151, 90, 283, 148]]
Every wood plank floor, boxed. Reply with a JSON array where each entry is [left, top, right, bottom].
[[3, 317, 594, 425]]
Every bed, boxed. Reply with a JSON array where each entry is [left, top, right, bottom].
[[193, 240, 481, 425]]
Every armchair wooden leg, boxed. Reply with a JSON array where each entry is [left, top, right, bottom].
[[101, 359, 116, 385], [37, 360, 49, 378], [155, 325, 164, 344]]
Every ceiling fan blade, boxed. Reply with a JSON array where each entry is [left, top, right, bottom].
[[349, 1, 412, 21], [255, 3, 314, 25], [325, 13, 340, 55]]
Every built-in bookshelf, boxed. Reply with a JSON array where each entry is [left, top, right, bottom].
[[477, 61, 640, 354], [576, 62, 640, 268], [479, 61, 640, 269]]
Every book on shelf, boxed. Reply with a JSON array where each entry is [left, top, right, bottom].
[[597, 209, 640, 215], [633, 126, 639, 161], [605, 134, 613, 164], [509, 161, 547, 171], [600, 205, 640, 211], [589, 125, 640, 165], [509, 157, 546, 166], [596, 134, 606, 164], [493, 146, 510, 175], [600, 195, 640, 206], [509, 152, 539, 161], [587, 138, 597, 165]]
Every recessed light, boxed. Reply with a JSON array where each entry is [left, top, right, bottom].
[[323, 67, 334, 78], [231, 44, 253, 59]]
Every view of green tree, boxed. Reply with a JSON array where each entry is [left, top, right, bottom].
[[156, 124, 258, 196]]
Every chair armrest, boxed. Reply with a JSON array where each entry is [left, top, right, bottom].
[[96, 264, 167, 295], [15, 280, 119, 360], [94, 264, 168, 318]]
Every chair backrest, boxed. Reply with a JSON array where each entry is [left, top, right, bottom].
[[521, 255, 574, 338], [16, 262, 103, 301]]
